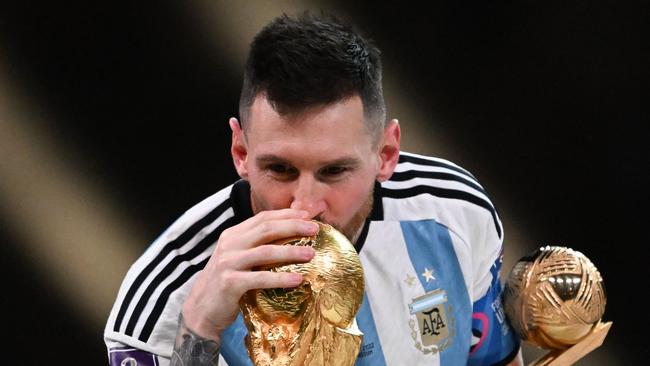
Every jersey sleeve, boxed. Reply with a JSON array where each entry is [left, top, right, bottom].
[[106, 340, 169, 366], [467, 249, 520, 366], [104, 185, 235, 365], [106, 340, 231, 366]]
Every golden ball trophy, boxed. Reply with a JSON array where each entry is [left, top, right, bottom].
[[502, 246, 612, 365], [240, 221, 365, 366]]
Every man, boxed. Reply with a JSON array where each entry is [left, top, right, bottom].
[[105, 13, 522, 366]]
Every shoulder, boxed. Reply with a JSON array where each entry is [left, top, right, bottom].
[[379, 151, 505, 300], [104, 183, 239, 358], [152, 184, 237, 248], [381, 151, 502, 241]]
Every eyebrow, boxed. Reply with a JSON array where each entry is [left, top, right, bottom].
[[255, 154, 360, 167]]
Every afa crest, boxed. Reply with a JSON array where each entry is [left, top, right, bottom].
[[408, 289, 455, 354]]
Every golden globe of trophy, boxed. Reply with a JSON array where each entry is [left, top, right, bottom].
[[502, 245, 611, 365], [239, 221, 365, 366]]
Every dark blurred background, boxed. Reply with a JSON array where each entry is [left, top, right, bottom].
[[0, 1, 644, 364]]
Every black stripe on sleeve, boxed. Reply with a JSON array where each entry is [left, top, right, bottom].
[[390, 170, 486, 195], [380, 185, 502, 238], [138, 256, 211, 343], [112, 198, 232, 333], [127, 216, 237, 339], [398, 154, 477, 180]]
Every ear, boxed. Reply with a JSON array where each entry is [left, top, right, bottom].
[[230, 117, 249, 180], [376, 119, 401, 182]]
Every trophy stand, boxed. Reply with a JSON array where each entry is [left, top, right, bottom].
[[529, 321, 612, 366]]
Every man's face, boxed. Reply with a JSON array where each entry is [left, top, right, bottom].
[[231, 95, 397, 241]]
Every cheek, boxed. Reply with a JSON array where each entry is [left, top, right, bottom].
[[249, 174, 294, 211], [327, 177, 374, 218]]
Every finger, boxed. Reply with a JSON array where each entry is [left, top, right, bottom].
[[216, 209, 314, 252], [231, 208, 310, 234], [249, 208, 311, 225], [239, 270, 305, 291], [234, 244, 315, 270], [235, 218, 319, 250]]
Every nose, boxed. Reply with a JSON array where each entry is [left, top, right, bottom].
[[289, 175, 327, 219]]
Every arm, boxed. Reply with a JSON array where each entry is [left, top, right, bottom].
[[108, 347, 162, 366], [467, 209, 521, 366], [170, 313, 220, 366], [467, 253, 522, 366], [172, 208, 318, 363]]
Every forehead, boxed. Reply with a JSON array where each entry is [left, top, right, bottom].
[[245, 96, 373, 160]]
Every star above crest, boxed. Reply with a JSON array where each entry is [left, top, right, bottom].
[[421, 267, 435, 282], [405, 273, 416, 287]]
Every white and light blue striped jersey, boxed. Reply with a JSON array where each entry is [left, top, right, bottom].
[[105, 151, 520, 366]]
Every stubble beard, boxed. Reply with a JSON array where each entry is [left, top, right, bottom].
[[331, 190, 373, 245]]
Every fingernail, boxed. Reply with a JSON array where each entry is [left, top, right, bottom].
[[289, 273, 303, 285], [303, 222, 319, 234], [301, 247, 315, 260]]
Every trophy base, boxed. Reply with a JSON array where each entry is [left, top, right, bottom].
[[529, 321, 612, 366]]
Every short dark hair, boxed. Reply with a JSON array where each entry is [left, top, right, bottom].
[[239, 12, 386, 139]]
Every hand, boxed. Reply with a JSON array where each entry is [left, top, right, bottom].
[[180, 209, 318, 344]]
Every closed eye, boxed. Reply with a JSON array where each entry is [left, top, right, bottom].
[[266, 163, 298, 179], [318, 165, 352, 180]]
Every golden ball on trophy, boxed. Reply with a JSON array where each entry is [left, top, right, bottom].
[[502, 245, 611, 365]]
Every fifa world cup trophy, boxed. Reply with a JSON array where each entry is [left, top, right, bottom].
[[502, 246, 612, 365], [240, 221, 365, 366]]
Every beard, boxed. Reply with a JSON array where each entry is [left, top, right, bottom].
[[321, 191, 373, 244], [250, 186, 374, 245]]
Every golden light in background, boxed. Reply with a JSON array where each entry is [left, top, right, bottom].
[[0, 59, 144, 327], [186, 0, 534, 279], [0, 0, 550, 348], [0, 2, 617, 364], [189, 0, 457, 159]]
